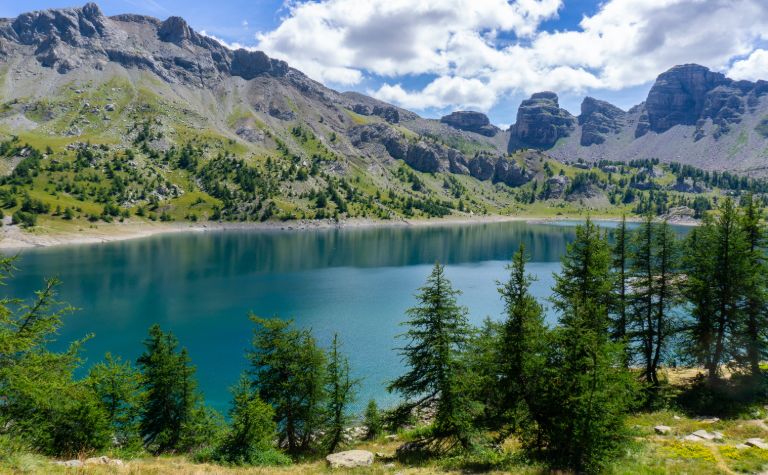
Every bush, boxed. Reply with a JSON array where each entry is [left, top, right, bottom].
[[364, 400, 383, 439], [12, 210, 36, 227]]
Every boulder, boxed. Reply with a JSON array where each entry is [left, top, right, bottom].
[[746, 438, 768, 449], [683, 434, 704, 442], [326, 450, 374, 469], [691, 430, 716, 441], [654, 425, 672, 435], [55, 460, 84, 467]]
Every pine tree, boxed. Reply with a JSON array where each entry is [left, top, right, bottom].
[[530, 219, 636, 473], [215, 376, 289, 466], [628, 215, 679, 387], [683, 198, 750, 382], [323, 334, 357, 453], [610, 215, 630, 348], [248, 316, 326, 454], [497, 245, 546, 433], [86, 353, 144, 447], [388, 262, 474, 450], [739, 194, 767, 378], [137, 324, 202, 453], [364, 400, 383, 440]]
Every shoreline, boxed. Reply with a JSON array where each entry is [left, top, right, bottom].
[[0, 213, 699, 250]]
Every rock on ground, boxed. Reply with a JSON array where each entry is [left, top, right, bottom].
[[326, 450, 375, 469], [654, 425, 672, 435]]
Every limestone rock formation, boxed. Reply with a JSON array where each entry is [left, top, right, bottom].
[[440, 111, 498, 136], [579, 97, 625, 146], [510, 92, 575, 149]]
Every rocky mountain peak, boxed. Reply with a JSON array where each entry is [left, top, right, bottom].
[[440, 111, 497, 136], [579, 97, 625, 146], [644, 63, 729, 133], [11, 2, 107, 45], [158, 16, 192, 44], [510, 91, 575, 149]]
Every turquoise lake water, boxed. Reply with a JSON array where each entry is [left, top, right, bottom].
[[2, 220, 664, 413]]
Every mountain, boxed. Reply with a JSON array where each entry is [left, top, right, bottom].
[[510, 64, 768, 175], [0, 3, 766, 231]]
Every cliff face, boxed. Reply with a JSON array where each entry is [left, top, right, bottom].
[[509, 92, 576, 149], [579, 97, 626, 146], [440, 111, 498, 137], [2, 3, 291, 83], [508, 65, 768, 174]]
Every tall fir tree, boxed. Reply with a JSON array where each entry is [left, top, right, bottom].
[[247, 316, 326, 454], [739, 193, 768, 378], [629, 215, 680, 387], [497, 245, 547, 433], [388, 262, 474, 450], [683, 198, 750, 382], [323, 333, 357, 453], [610, 214, 630, 347], [530, 219, 636, 473], [137, 324, 202, 453]]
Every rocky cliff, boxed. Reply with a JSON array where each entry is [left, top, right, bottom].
[[511, 65, 768, 174], [509, 92, 576, 149]]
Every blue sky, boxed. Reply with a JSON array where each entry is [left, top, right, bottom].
[[3, 1, 767, 126]]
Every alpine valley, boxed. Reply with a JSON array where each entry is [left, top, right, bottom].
[[0, 3, 767, 238]]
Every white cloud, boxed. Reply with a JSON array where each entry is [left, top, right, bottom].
[[728, 49, 768, 81], [239, 0, 768, 111]]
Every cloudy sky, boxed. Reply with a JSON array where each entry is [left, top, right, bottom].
[[3, 0, 768, 126]]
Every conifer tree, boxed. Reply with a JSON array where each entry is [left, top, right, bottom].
[[610, 215, 630, 348], [214, 376, 289, 466], [86, 353, 144, 447], [530, 219, 636, 472], [683, 198, 750, 382], [389, 262, 474, 449], [323, 333, 357, 453], [628, 215, 679, 387], [497, 245, 546, 433], [364, 400, 383, 440], [248, 316, 326, 454], [137, 324, 202, 453], [739, 194, 767, 378]]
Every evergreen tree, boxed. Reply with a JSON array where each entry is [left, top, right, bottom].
[[530, 220, 636, 473], [214, 376, 289, 466], [610, 215, 630, 349], [683, 199, 750, 382], [323, 334, 357, 453], [497, 245, 547, 433], [0, 259, 110, 456], [364, 400, 383, 440], [137, 324, 203, 453], [388, 262, 474, 450], [86, 353, 144, 448], [628, 215, 680, 387], [248, 316, 326, 454], [739, 194, 767, 378]]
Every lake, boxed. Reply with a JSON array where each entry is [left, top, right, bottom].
[[1, 220, 660, 413]]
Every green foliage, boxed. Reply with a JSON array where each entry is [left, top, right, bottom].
[[247, 316, 327, 454], [496, 245, 547, 433], [85, 353, 144, 449], [682, 198, 753, 382], [208, 376, 290, 466], [322, 333, 358, 453], [389, 262, 475, 450], [137, 324, 208, 454], [364, 400, 383, 440], [527, 220, 638, 473], [0, 260, 110, 456]]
